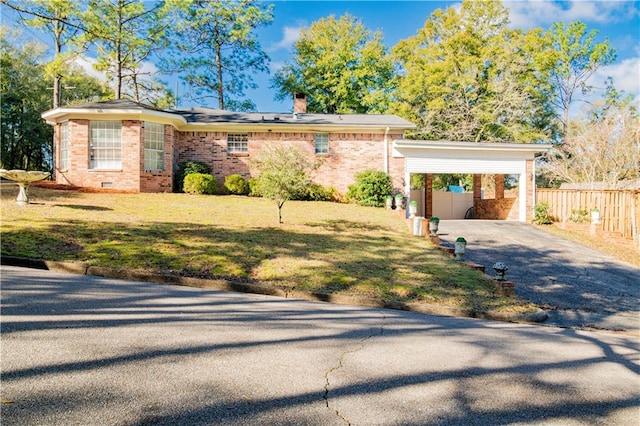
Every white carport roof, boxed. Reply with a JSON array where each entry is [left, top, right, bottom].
[[392, 140, 552, 174]]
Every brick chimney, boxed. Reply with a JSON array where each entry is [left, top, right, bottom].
[[293, 93, 307, 114]]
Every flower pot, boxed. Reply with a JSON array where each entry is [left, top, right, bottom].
[[454, 240, 466, 261], [409, 204, 418, 217], [385, 196, 393, 210], [428, 221, 439, 237]]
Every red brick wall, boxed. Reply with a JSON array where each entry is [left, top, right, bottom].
[[140, 124, 174, 193], [56, 122, 406, 195], [55, 119, 141, 191], [175, 131, 406, 195]]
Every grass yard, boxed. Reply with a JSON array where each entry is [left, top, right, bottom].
[[1, 184, 537, 314]]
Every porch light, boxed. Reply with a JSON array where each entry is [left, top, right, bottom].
[[492, 262, 509, 281]]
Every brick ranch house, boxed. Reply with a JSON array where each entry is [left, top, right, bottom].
[[42, 96, 550, 222]]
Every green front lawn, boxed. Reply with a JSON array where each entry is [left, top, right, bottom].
[[1, 184, 536, 314]]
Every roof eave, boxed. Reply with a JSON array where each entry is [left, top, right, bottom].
[[393, 139, 552, 154], [41, 107, 187, 127]]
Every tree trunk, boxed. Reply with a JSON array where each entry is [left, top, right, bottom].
[[215, 40, 224, 109]]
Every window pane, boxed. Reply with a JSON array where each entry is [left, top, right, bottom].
[[144, 122, 165, 171], [227, 133, 248, 153], [59, 122, 69, 170], [315, 133, 329, 154], [90, 121, 122, 169]]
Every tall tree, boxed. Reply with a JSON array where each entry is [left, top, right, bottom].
[[272, 13, 396, 114], [545, 21, 616, 142], [2, 0, 82, 108], [0, 28, 52, 171], [166, 0, 273, 111], [541, 101, 639, 188], [81, 0, 171, 102], [392, 0, 557, 143]]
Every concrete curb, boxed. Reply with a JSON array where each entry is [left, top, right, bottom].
[[1, 255, 548, 324]]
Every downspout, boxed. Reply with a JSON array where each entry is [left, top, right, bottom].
[[383, 126, 390, 173]]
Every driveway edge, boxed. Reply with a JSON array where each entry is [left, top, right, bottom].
[[1, 255, 548, 324]]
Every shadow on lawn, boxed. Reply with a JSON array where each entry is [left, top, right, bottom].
[[0, 218, 500, 311]]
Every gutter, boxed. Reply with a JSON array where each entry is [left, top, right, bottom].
[[384, 126, 390, 173]]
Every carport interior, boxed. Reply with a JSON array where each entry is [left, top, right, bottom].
[[392, 140, 552, 222]]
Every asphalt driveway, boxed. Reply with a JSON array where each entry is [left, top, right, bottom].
[[437, 220, 640, 334], [1, 265, 639, 425]]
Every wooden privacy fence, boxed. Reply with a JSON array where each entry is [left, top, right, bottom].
[[536, 189, 640, 241]]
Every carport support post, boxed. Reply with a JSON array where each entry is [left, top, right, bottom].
[[473, 174, 482, 216], [425, 173, 433, 219], [495, 175, 504, 200]]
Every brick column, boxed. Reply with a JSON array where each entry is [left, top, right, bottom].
[[425, 173, 433, 218], [495, 174, 505, 200], [473, 174, 482, 216]]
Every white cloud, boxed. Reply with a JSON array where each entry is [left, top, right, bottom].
[[270, 25, 303, 51], [71, 55, 159, 79], [269, 61, 287, 74], [590, 56, 640, 97], [506, 0, 639, 29], [71, 55, 106, 82]]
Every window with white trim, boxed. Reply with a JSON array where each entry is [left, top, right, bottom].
[[90, 121, 122, 169], [59, 122, 69, 170], [144, 122, 165, 171], [315, 133, 329, 154], [227, 133, 248, 154]]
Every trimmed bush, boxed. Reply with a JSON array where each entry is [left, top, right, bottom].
[[224, 174, 250, 195], [304, 183, 339, 202], [175, 161, 211, 192], [183, 173, 217, 195], [533, 201, 553, 224], [248, 177, 261, 197], [346, 170, 393, 207]]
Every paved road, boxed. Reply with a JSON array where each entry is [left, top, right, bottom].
[[2, 265, 639, 425], [437, 220, 640, 334]]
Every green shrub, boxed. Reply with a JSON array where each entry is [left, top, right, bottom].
[[568, 209, 588, 223], [302, 183, 339, 202], [346, 170, 393, 207], [183, 173, 217, 195], [248, 177, 261, 197], [533, 201, 553, 224], [224, 174, 249, 195], [175, 161, 211, 192]]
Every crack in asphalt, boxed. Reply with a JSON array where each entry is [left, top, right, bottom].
[[323, 314, 386, 425]]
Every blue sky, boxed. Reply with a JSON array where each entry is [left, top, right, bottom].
[[249, 0, 640, 112], [4, 0, 639, 113]]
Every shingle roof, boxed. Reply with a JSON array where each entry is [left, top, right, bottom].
[[71, 99, 168, 113], [46, 99, 415, 129], [170, 107, 415, 128]]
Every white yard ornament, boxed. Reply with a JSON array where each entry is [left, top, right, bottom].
[[0, 169, 50, 205]]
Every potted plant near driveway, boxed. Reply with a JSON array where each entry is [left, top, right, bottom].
[[428, 216, 440, 236], [409, 200, 418, 217], [454, 237, 467, 261]]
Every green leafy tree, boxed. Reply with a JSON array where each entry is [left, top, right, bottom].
[[166, 0, 273, 110], [60, 64, 114, 105], [254, 145, 315, 223], [1, 0, 83, 108], [81, 0, 172, 103], [272, 13, 395, 114], [545, 21, 616, 142], [0, 28, 52, 171], [392, 0, 556, 143]]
